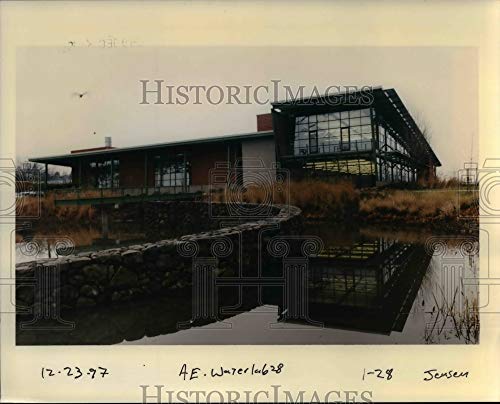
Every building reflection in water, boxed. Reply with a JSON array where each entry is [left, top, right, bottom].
[[285, 239, 432, 334], [16, 237, 437, 345]]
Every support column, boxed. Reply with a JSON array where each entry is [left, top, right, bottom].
[[371, 108, 379, 182], [226, 143, 231, 187], [110, 159, 114, 190], [101, 208, 109, 240], [78, 159, 82, 187], [183, 153, 187, 192], [144, 152, 148, 193], [44, 163, 48, 191]]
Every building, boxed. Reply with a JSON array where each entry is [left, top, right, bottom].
[[272, 87, 440, 186], [29, 87, 440, 192], [262, 238, 432, 334]]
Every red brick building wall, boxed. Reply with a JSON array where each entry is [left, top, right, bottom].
[[257, 113, 273, 132], [190, 143, 231, 185], [68, 131, 258, 189], [119, 151, 155, 187]]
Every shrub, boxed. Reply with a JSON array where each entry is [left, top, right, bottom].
[[211, 179, 359, 220], [16, 193, 96, 224]]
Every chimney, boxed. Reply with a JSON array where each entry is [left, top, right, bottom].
[[256, 113, 273, 132], [105, 136, 112, 147]]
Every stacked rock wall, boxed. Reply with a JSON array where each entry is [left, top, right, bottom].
[[16, 201, 301, 311]]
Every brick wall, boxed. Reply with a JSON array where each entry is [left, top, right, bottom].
[[257, 113, 273, 132]]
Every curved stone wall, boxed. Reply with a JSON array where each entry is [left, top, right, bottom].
[[16, 201, 302, 312]]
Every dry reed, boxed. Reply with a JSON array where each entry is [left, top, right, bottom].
[[211, 179, 359, 219]]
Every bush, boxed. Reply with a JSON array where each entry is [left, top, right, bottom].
[[359, 189, 478, 224], [16, 193, 96, 224], [212, 179, 359, 220]]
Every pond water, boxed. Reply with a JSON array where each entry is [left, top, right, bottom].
[[16, 223, 479, 345], [15, 226, 145, 264]]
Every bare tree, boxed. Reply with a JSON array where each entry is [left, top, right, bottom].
[[15, 161, 42, 181], [413, 111, 433, 143]]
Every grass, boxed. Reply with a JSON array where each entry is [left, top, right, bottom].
[[16, 188, 135, 223], [424, 282, 479, 344], [17, 227, 100, 249], [416, 177, 458, 189], [359, 188, 478, 226], [212, 178, 478, 227], [211, 179, 359, 220], [16, 179, 478, 229], [16, 193, 96, 225]]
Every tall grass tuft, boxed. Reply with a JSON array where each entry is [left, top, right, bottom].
[[359, 189, 478, 225], [424, 282, 479, 344], [417, 176, 462, 189], [16, 193, 96, 225], [211, 179, 359, 220]]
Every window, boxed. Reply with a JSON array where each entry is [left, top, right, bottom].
[[341, 127, 350, 151], [88, 159, 119, 188], [378, 121, 411, 157], [293, 108, 373, 155], [112, 160, 120, 187], [309, 130, 318, 154], [154, 154, 191, 187]]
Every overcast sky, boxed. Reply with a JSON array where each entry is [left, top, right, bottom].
[[16, 46, 477, 177]]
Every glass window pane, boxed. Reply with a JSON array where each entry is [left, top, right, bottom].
[[350, 117, 361, 127], [361, 116, 371, 125], [329, 119, 340, 129], [318, 121, 328, 130], [361, 125, 372, 134], [360, 108, 371, 117], [351, 126, 361, 135]]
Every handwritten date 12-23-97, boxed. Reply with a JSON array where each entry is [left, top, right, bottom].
[[179, 363, 284, 380], [41, 366, 109, 380]]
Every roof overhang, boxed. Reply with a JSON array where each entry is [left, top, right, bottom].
[[29, 130, 274, 166]]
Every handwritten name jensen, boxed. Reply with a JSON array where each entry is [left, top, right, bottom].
[[423, 369, 469, 381]]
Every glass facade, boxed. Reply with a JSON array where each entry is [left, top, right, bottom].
[[377, 123, 410, 157], [290, 107, 420, 184], [88, 159, 119, 188], [293, 108, 373, 156], [154, 154, 190, 187], [305, 159, 375, 176], [376, 120, 416, 183], [376, 157, 417, 183]]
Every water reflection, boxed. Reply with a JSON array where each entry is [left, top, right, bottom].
[[302, 240, 431, 335], [15, 226, 147, 264], [16, 227, 479, 345]]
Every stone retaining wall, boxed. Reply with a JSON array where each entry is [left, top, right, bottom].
[[16, 201, 301, 311]]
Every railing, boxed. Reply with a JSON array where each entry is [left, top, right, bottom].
[[295, 140, 373, 156], [50, 185, 212, 201]]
